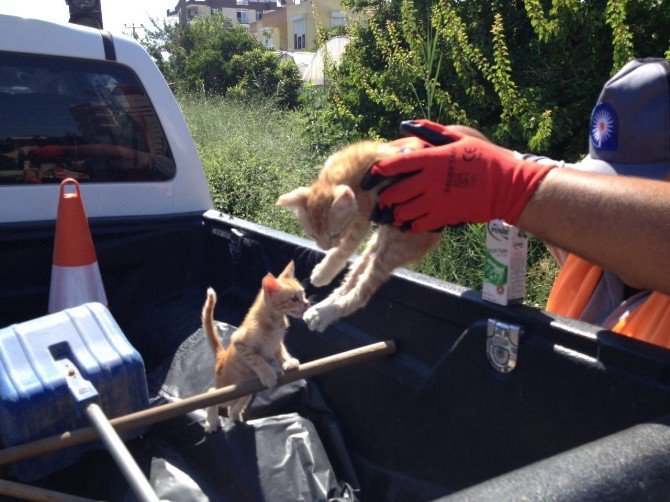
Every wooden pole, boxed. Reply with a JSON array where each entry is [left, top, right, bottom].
[[0, 479, 98, 502], [0, 340, 395, 467]]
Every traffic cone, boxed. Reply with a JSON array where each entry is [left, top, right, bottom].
[[48, 178, 107, 313]]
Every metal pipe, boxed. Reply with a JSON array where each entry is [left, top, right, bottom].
[[85, 403, 158, 502], [86, 403, 160, 502]]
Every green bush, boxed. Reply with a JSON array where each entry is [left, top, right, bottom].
[[142, 15, 259, 93], [299, 86, 364, 158], [141, 15, 302, 107], [325, 0, 670, 161], [228, 49, 303, 108]]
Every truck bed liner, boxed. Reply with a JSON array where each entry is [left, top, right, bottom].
[[1, 210, 670, 500]]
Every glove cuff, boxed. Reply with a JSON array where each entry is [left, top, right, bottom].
[[503, 160, 556, 225]]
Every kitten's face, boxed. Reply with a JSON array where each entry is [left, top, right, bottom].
[[277, 141, 400, 250], [277, 182, 357, 250], [262, 261, 310, 317]]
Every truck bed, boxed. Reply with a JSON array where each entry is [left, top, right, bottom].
[[2, 209, 670, 500]]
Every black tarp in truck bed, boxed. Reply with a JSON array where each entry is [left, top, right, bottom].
[[1, 209, 670, 500]]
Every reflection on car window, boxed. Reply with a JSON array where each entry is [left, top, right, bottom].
[[0, 52, 175, 184]]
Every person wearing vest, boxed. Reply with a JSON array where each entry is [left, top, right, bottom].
[[363, 58, 670, 349]]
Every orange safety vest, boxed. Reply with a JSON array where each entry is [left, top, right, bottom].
[[546, 253, 670, 349]]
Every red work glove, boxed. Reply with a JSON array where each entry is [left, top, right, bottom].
[[398, 119, 460, 145], [387, 136, 433, 151], [364, 128, 555, 232]]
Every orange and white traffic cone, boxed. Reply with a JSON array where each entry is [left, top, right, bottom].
[[48, 178, 107, 313]]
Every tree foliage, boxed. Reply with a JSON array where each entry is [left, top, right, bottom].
[[324, 0, 670, 161], [227, 48, 303, 108], [141, 14, 302, 107]]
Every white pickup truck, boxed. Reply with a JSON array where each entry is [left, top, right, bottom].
[[0, 14, 212, 223], [1, 13, 670, 502]]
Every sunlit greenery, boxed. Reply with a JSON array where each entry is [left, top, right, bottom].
[[160, 0, 668, 307], [178, 94, 559, 307]]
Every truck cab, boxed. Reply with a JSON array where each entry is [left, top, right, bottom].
[[0, 14, 212, 223]]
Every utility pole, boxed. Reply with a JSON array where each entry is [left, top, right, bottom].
[[123, 22, 146, 39]]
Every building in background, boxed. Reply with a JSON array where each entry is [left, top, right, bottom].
[[168, 0, 277, 27], [168, 0, 352, 85], [169, 0, 347, 52], [250, 0, 345, 51]]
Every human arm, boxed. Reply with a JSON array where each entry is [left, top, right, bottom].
[[367, 121, 670, 295], [518, 167, 670, 294]]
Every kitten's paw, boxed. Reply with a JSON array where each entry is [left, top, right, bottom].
[[259, 369, 278, 388], [303, 303, 342, 332], [310, 264, 334, 287], [282, 358, 300, 372], [226, 409, 246, 423], [204, 417, 222, 433], [204, 393, 220, 433]]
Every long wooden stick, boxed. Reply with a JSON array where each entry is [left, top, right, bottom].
[[0, 340, 395, 467], [0, 479, 98, 502]]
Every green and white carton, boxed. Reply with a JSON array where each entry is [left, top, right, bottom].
[[483, 220, 528, 306]]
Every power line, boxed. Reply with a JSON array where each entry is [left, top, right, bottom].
[[123, 22, 146, 38]]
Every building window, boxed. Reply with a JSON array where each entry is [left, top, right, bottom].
[[331, 12, 345, 28], [261, 29, 273, 48], [257, 10, 263, 20], [237, 10, 249, 24], [293, 19, 306, 50], [236, 0, 249, 5]]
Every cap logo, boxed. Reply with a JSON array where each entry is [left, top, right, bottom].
[[590, 102, 618, 151]]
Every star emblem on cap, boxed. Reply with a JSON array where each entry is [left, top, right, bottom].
[[590, 102, 618, 150]]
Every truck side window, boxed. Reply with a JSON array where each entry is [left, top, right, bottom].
[[0, 52, 176, 184]]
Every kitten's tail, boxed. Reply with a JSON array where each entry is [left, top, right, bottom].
[[202, 287, 223, 354]]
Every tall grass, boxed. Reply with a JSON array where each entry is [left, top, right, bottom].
[[177, 92, 321, 235], [177, 93, 558, 307]]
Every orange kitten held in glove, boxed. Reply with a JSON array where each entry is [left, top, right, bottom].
[[277, 140, 442, 333]]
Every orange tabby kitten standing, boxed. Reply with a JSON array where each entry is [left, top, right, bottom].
[[202, 260, 309, 432], [277, 141, 442, 332]]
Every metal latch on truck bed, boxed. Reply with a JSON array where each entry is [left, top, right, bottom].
[[486, 319, 523, 373], [229, 228, 245, 265]]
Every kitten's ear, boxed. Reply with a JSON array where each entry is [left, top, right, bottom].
[[330, 185, 357, 217], [278, 260, 295, 279], [277, 187, 310, 213], [262, 273, 281, 296]]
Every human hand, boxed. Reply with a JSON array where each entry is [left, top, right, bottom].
[[398, 119, 460, 145], [387, 135, 433, 151], [398, 119, 490, 145], [363, 128, 556, 232]]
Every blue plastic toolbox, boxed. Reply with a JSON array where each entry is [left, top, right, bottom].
[[0, 302, 149, 481]]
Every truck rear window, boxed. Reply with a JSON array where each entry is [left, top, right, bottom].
[[0, 52, 176, 184]]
